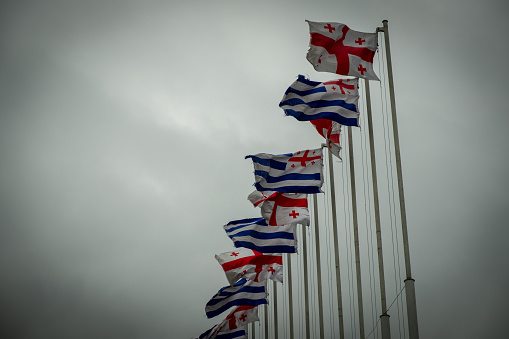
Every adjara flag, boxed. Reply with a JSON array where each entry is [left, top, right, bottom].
[[306, 20, 379, 80], [279, 75, 359, 126], [245, 148, 323, 194], [248, 190, 310, 226], [205, 278, 267, 318], [215, 248, 283, 285], [311, 119, 342, 158]]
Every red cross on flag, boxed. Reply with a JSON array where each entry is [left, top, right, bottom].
[[216, 305, 259, 334], [248, 191, 310, 226], [215, 248, 284, 286], [306, 20, 379, 81], [311, 119, 342, 158]]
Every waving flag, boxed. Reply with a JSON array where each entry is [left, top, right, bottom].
[[245, 148, 323, 194], [224, 218, 297, 253], [217, 305, 259, 333], [216, 248, 283, 285], [306, 20, 379, 80], [205, 278, 267, 318], [279, 75, 359, 126], [248, 191, 310, 226], [195, 325, 246, 339], [311, 119, 342, 158]]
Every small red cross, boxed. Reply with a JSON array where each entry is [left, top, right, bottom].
[[231, 252, 239, 257], [332, 86, 336, 91], [355, 38, 365, 45], [267, 267, 275, 274], [239, 314, 247, 322], [358, 64, 367, 75], [289, 210, 299, 219], [324, 23, 335, 33]]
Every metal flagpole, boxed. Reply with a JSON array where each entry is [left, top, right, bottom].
[[302, 224, 311, 339], [264, 304, 269, 339], [327, 147, 345, 339], [251, 320, 255, 339], [347, 126, 366, 339], [364, 78, 391, 339], [378, 19, 419, 339], [313, 193, 325, 339], [273, 280, 278, 339], [286, 253, 295, 339]]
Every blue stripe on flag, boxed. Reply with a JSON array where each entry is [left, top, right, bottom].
[[253, 182, 321, 194], [283, 86, 326, 96], [234, 241, 297, 254], [282, 108, 358, 126], [263, 172, 322, 183], [246, 156, 287, 171], [206, 298, 267, 319], [217, 329, 246, 339], [228, 230, 295, 240], [281, 97, 357, 111]]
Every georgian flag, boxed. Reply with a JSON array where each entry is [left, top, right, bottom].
[[306, 20, 379, 81], [194, 325, 246, 339], [245, 148, 323, 194], [311, 119, 342, 158], [216, 305, 259, 333], [248, 191, 310, 226], [205, 278, 267, 318], [216, 248, 283, 285]]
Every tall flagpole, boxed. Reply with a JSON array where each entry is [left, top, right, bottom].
[[364, 79, 391, 338], [327, 147, 345, 339], [264, 304, 269, 339], [286, 253, 295, 339], [273, 280, 278, 339], [313, 193, 325, 339], [347, 126, 366, 339], [379, 19, 419, 339], [302, 225, 311, 339]]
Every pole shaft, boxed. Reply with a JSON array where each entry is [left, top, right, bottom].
[[347, 126, 365, 339], [286, 253, 294, 339], [364, 78, 391, 338], [381, 19, 419, 339], [264, 304, 268, 339], [273, 280, 278, 339], [313, 194, 325, 339], [328, 148, 345, 339], [302, 225, 311, 339]]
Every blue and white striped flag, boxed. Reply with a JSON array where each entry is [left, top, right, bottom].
[[245, 148, 323, 194], [279, 74, 359, 126], [224, 218, 297, 254], [205, 278, 267, 318]]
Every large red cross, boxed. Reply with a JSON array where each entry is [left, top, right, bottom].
[[323, 79, 355, 94], [288, 150, 321, 168], [289, 210, 299, 219], [311, 25, 375, 76]]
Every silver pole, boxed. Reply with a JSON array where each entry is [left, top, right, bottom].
[[251, 321, 255, 339], [264, 303, 268, 339], [380, 19, 419, 339], [327, 148, 345, 339], [273, 280, 278, 339], [286, 253, 295, 339], [347, 126, 366, 339], [302, 225, 311, 339], [364, 79, 391, 339], [313, 194, 325, 339]]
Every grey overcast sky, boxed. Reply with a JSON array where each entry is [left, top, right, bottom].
[[1, 0, 509, 338]]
